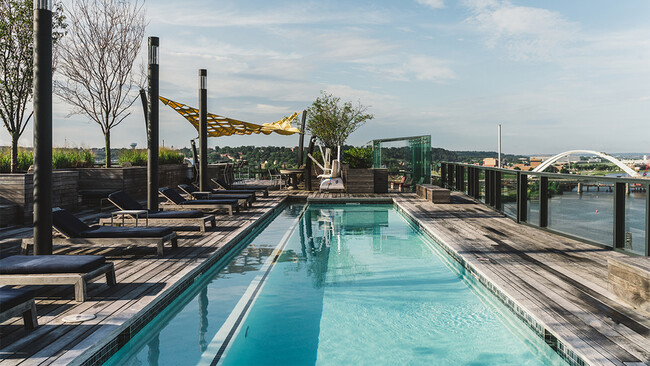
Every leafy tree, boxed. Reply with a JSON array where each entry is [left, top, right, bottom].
[[55, 0, 146, 167], [0, 0, 66, 172], [306, 91, 373, 151]]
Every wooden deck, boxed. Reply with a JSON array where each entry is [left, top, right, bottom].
[[1, 190, 649, 365]]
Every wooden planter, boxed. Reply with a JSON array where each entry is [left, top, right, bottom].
[[0, 171, 79, 225]]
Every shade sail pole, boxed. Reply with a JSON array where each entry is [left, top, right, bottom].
[[297, 110, 307, 167], [199, 69, 208, 191], [147, 36, 160, 211], [33, 0, 53, 255]]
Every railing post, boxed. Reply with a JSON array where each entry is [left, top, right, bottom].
[[645, 183, 649, 256], [486, 170, 492, 206], [539, 176, 548, 227], [614, 182, 626, 249], [475, 168, 480, 199], [441, 163, 447, 188], [517, 172, 528, 223], [495, 170, 502, 210], [448, 164, 455, 190], [460, 166, 466, 192]]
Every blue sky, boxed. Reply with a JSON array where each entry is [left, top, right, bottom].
[[6, 0, 650, 154]]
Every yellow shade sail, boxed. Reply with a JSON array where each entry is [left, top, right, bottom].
[[159, 96, 301, 137]]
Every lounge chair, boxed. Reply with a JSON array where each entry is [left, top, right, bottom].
[[21, 208, 178, 256], [98, 191, 216, 233], [159, 187, 239, 216], [0, 288, 38, 329], [0, 255, 116, 302], [191, 182, 257, 203], [178, 184, 254, 208], [211, 178, 269, 197]]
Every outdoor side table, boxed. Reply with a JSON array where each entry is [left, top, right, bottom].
[[111, 210, 149, 227]]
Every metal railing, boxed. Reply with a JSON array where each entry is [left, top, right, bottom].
[[440, 162, 650, 256]]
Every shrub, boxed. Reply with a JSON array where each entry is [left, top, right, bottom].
[[0, 149, 33, 173], [118, 149, 147, 166], [159, 148, 185, 165], [118, 148, 185, 167], [52, 149, 94, 169], [343, 147, 373, 169]]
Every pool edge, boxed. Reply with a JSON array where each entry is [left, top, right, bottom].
[[69, 197, 291, 366], [392, 199, 590, 366]]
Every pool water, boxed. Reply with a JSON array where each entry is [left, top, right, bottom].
[[105, 204, 568, 365]]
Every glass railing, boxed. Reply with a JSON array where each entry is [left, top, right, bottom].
[[439, 162, 649, 256]]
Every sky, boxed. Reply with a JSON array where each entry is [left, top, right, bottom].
[[5, 0, 650, 154]]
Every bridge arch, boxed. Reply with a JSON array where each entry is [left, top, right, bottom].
[[532, 150, 639, 177]]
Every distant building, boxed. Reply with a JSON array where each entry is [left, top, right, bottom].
[[511, 164, 534, 171], [529, 158, 543, 168], [483, 158, 498, 167]]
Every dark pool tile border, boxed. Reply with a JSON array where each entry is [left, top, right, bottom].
[[71, 198, 289, 366], [393, 200, 589, 366]]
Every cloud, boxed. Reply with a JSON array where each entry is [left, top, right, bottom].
[[462, 0, 578, 60], [362, 55, 455, 82], [415, 0, 445, 10]]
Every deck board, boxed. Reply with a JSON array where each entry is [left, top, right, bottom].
[[1, 191, 649, 365]]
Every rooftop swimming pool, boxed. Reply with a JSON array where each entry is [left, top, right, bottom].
[[105, 204, 568, 365]]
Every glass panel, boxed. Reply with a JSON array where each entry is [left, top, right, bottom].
[[624, 185, 647, 255], [527, 175, 540, 225], [478, 169, 485, 203], [501, 172, 517, 218], [464, 167, 469, 194], [547, 178, 613, 247]]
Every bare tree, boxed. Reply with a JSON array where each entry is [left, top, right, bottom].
[[55, 0, 146, 167], [0, 0, 66, 172]]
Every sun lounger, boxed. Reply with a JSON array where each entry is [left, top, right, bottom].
[[0, 288, 38, 329], [178, 184, 254, 208], [159, 187, 240, 216], [211, 178, 269, 197], [97, 191, 216, 233], [21, 208, 178, 256], [192, 182, 257, 203], [0, 255, 116, 302]]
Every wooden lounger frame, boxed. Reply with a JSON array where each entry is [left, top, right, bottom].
[[0, 295, 38, 329], [159, 202, 239, 216], [0, 262, 116, 302], [21, 232, 178, 257], [177, 186, 252, 208], [98, 215, 215, 233]]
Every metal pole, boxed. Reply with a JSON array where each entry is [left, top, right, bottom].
[[517, 172, 528, 223], [297, 110, 307, 167], [613, 182, 626, 249], [305, 136, 316, 191], [498, 124, 502, 168], [139, 89, 148, 133], [199, 69, 208, 191], [33, 0, 53, 255], [539, 176, 548, 227], [147, 37, 159, 211], [190, 139, 199, 184]]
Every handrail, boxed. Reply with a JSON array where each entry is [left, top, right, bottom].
[[439, 162, 650, 257]]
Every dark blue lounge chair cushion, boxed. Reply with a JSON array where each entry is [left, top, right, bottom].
[[108, 191, 144, 211], [0, 287, 34, 311], [52, 207, 91, 237], [178, 184, 198, 194], [81, 226, 174, 238], [180, 199, 238, 205], [0, 255, 106, 275], [159, 187, 187, 204], [147, 210, 204, 219]]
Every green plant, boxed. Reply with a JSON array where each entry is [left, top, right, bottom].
[[343, 147, 373, 169], [118, 149, 147, 166], [52, 148, 94, 169], [0, 149, 32, 172], [159, 148, 184, 165]]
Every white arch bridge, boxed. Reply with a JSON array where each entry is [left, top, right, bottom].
[[532, 150, 639, 177]]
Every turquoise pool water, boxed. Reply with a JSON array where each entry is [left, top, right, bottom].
[[105, 204, 568, 365]]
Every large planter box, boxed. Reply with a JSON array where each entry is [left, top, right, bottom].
[[0, 170, 79, 225], [344, 168, 374, 193], [373, 169, 388, 193]]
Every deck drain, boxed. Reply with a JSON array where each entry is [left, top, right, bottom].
[[62, 314, 96, 323]]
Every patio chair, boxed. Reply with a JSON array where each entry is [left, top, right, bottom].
[[159, 187, 240, 216], [97, 191, 216, 233], [191, 182, 257, 203], [0, 255, 116, 302], [211, 178, 269, 197], [268, 168, 283, 188], [178, 184, 254, 208], [21, 208, 178, 256], [0, 288, 38, 329]]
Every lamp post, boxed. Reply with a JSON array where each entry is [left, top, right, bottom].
[[147, 37, 159, 211], [33, 0, 53, 255], [199, 69, 208, 191]]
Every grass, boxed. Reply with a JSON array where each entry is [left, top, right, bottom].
[[118, 148, 185, 167]]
